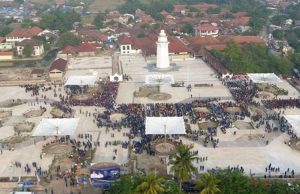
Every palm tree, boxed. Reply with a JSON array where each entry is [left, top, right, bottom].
[[197, 173, 220, 194], [168, 143, 199, 190], [135, 172, 165, 194]]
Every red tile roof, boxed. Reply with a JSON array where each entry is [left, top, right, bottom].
[[168, 36, 193, 53], [0, 37, 5, 43], [49, 58, 67, 72], [0, 51, 13, 56], [218, 35, 265, 45], [7, 26, 42, 38], [192, 3, 218, 10], [62, 45, 77, 54], [205, 44, 227, 51], [28, 26, 43, 35], [195, 24, 218, 31], [117, 34, 133, 45], [117, 32, 192, 56], [77, 43, 97, 53]]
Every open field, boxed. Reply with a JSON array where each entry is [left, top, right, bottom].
[[87, 0, 126, 12]]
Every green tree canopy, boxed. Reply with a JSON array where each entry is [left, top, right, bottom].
[[93, 13, 104, 29], [0, 26, 12, 36], [169, 143, 199, 190], [56, 32, 80, 49], [135, 172, 165, 194], [197, 173, 220, 194], [182, 23, 194, 34], [272, 29, 284, 40], [40, 10, 81, 32], [23, 45, 34, 57], [212, 42, 293, 74]]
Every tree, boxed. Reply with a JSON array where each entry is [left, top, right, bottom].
[[272, 30, 284, 40], [169, 144, 199, 190], [23, 45, 34, 57], [21, 19, 34, 29], [93, 13, 104, 29], [182, 23, 194, 35], [197, 173, 220, 194], [270, 15, 289, 26], [207, 7, 221, 14], [0, 26, 12, 36], [56, 32, 80, 49], [40, 11, 81, 32], [163, 180, 183, 194], [135, 172, 165, 194], [108, 176, 138, 194], [14, 0, 24, 4]]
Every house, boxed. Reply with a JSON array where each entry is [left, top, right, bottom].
[[194, 24, 219, 37], [31, 68, 45, 78], [184, 36, 221, 57], [77, 30, 106, 44], [0, 43, 13, 51], [49, 58, 68, 79], [218, 35, 265, 46], [58, 43, 98, 59], [0, 51, 13, 60], [117, 34, 141, 54], [116, 32, 193, 60], [16, 39, 44, 57], [295, 20, 300, 27], [6, 26, 43, 44], [76, 43, 97, 57]]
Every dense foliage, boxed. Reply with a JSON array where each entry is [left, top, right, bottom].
[[93, 13, 104, 29], [56, 32, 80, 48], [119, 0, 269, 34], [40, 10, 81, 32], [211, 42, 293, 74]]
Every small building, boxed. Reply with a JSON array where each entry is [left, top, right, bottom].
[[16, 39, 44, 57], [117, 34, 141, 54], [77, 43, 97, 57], [31, 68, 45, 78], [194, 24, 219, 37], [0, 42, 14, 51], [6, 26, 43, 44], [0, 51, 13, 60], [49, 58, 68, 79]]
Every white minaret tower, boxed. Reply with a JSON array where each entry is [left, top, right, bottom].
[[156, 30, 170, 69]]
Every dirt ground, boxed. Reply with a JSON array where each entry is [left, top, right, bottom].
[[87, 0, 126, 12], [0, 67, 47, 81]]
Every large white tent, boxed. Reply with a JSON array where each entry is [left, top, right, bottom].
[[32, 118, 80, 136], [145, 117, 186, 135], [145, 74, 175, 85], [283, 115, 300, 137], [65, 75, 97, 86], [247, 73, 281, 84]]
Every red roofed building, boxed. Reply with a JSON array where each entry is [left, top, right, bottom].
[[77, 43, 97, 57], [49, 58, 68, 79], [0, 37, 5, 43], [117, 31, 193, 60], [6, 26, 43, 44], [0, 51, 13, 60], [195, 24, 219, 37]]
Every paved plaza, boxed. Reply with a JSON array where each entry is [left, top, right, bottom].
[[117, 54, 232, 103], [1, 54, 300, 193]]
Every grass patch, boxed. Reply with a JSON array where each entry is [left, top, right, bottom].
[[0, 135, 30, 144]]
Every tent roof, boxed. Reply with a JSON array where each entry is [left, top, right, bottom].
[[145, 74, 175, 85], [145, 117, 186, 135], [65, 75, 97, 86], [32, 118, 79, 136], [284, 115, 300, 136], [247, 73, 281, 84]]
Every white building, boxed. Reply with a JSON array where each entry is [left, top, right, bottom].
[[16, 39, 44, 57], [194, 24, 219, 37]]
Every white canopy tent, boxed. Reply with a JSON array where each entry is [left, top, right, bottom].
[[32, 118, 80, 136], [247, 73, 282, 84], [145, 74, 175, 85], [283, 115, 300, 137], [65, 75, 97, 86], [145, 117, 186, 135]]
